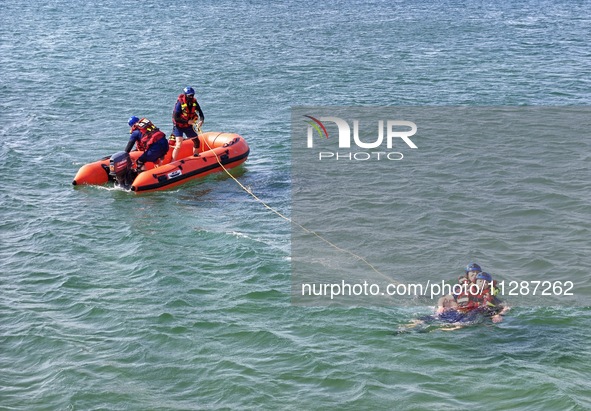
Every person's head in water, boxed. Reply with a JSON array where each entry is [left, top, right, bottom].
[[475, 271, 492, 291], [465, 262, 482, 283]]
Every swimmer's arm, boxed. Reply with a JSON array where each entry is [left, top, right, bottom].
[[491, 306, 510, 323]]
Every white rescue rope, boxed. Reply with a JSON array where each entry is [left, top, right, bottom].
[[198, 128, 398, 285]]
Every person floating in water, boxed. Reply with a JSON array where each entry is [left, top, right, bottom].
[[400, 263, 509, 333], [436, 263, 508, 323]]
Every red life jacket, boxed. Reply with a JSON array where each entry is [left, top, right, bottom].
[[475, 288, 496, 307], [455, 291, 479, 312], [456, 285, 495, 312], [173, 94, 198, 127], [131, 118, 165, 151]]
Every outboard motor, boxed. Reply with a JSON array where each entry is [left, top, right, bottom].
[[109, 151, 136, 189]]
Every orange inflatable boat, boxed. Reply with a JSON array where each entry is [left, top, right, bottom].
[[72, 132, 249, 193]]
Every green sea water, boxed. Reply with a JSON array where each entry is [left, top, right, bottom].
[[1, 0, 590, 410]]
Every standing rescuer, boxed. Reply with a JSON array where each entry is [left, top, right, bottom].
[[171, 86, 205, 160]]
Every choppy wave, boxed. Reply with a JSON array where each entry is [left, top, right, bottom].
[[1, 0, 589, 409]]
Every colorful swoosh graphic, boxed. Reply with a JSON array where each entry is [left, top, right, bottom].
[[304, 115, 329, 139]]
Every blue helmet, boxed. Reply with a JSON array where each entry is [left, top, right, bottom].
[[183, 86, 195, 96], [476, 272, 492, 282], [465, 263, 482, 273], [128, 116, 140, 127]]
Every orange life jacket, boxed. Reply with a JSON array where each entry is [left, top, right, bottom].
[[173, 94, 198, 127], [456, 285, 494, 312], [131, 118, 165, 151], [455, 291, 479, 311]]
